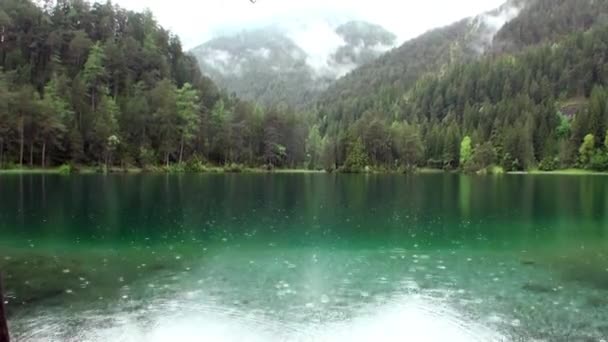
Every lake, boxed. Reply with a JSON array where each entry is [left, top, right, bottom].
[[0, 173, 607, 341]]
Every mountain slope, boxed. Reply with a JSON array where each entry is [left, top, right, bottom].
[[190, 21, 396, 108], [317, 0, 608, 127], [191, 28, 317, 108], [493, 0, 608, 53]]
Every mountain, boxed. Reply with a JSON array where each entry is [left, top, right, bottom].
[[492, 0, 608, 53], [190, 21, 396, 108], [332, 21, 397, 66], [317, 0, 608, 127], [317, 0, 525, 124], [309, 0, 608, 173]]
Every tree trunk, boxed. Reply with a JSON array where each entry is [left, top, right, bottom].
[[0, 139, 4, 167], [91, 89, 96, 113], [29, 142, 34, 167], [41, 141, 46, 168], [19, 116, 24, 168], [165, 152, 169, 168], [113, 79, 119, 99], [0, 274, 9, 342], [179, 135, 184, 165]]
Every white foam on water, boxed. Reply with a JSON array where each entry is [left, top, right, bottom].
[[309, 297, 502, 342], [30, 295, 503, 342]]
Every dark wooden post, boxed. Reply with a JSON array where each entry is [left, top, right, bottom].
[[0, 274, 9, 342]]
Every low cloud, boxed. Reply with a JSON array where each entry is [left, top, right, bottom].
[[107, 0, 507, 50], [284, 20, 351, 77], [469, 0, 524, 53], [188, 0, 518, 81], [203, 49, 243, 76], [251, 48, 271, 59]]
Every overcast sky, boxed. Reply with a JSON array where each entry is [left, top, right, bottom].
[[107, 0, 508, 50]]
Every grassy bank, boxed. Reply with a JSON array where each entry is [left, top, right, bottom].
[[525, 168, 608, 176], [2, 166, 607, 176], [0, 166, 326, 175]]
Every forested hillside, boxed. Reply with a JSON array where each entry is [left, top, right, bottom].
[[492, 0, 608, 53], [2, 0, 608, 174], [312, 0, 608, 173], [0, 0, 310, 170], [317, 0, 607, 128]]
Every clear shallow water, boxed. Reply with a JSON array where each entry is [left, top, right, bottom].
[[1, 174, 608, 341]]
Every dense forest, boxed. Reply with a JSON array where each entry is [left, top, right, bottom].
[[0, 0, 311, 171], [1, 0, 608, 173]]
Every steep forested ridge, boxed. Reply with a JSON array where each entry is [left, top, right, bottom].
[[318, 0, 607, 127], [0, 0, 310, 170], [492, 0, 608, 53], [312, 0, 608, 173], [316, 0, 522, 126]]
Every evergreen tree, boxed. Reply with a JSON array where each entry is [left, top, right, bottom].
[[459, 136, 472, 167], [579, 134, 595, 167], [343, 138, 368, 172]]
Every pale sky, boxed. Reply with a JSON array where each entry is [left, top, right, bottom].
[[106, 0, 508, 50]]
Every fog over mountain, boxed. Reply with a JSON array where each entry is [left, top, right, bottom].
[[99, 0, 504, 106], [104, 0, 506, 49], [190, 21, 397, 107]]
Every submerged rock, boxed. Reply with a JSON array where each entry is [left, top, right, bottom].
[[522, 282, 554, 294], [562, 264, 608, 290], [586, 295, 608, 308], [520, 259, 536, 266]]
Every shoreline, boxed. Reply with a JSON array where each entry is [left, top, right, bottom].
[[1, 167, 607, 176], [0, 166, 326, 175]]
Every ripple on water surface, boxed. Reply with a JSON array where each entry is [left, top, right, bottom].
[[14, 294, 503, 342]]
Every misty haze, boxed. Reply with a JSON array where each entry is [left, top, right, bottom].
[[1, 0, 608, 341]]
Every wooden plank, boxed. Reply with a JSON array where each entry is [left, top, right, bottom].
[[0, 274, 9, 342]]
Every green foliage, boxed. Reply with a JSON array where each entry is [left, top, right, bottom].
[[223, 163, 245, 173], [320, 137, 337, 172], [185, 156, 207, 173], [442, 123, 461, 170], [501, 153, 520, 172], [538, 157, 559, 172], [164, 163, 186, 174], [58, 164, 72, 175], [464, 142, 496, 173], [556, 112, 571, 139], [391, 122, 424, 168], [459, 136, 472, 167], [489, 166, 505, 175], [589, 151, 608, 172], [343, 138, 369, 173], [306, 125, 323, 170], [176, 83, 201, 164], [579, 134, 596, 167]]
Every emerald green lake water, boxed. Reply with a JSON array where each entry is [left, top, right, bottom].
[[1, 174, 608, 341]]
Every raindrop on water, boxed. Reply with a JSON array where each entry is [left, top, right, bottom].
[[320, 294, 330, 304]]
